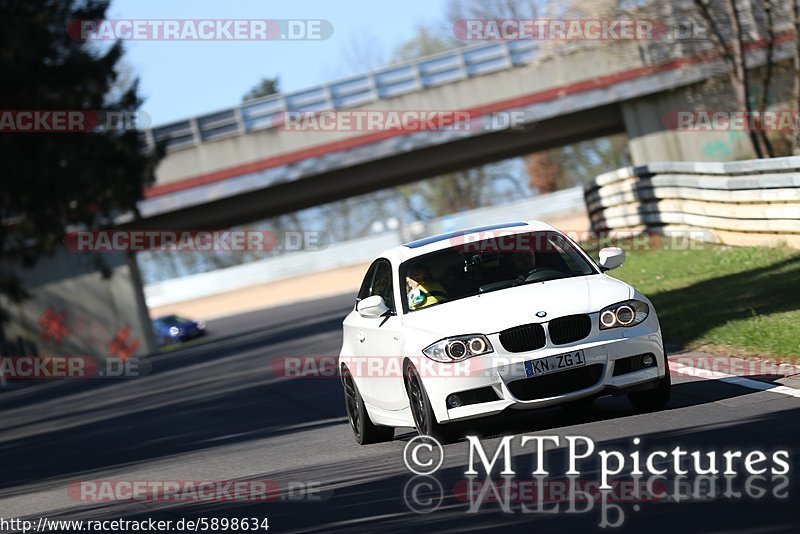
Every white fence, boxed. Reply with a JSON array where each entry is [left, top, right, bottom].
[[585, 157, 800, 249], [143, 187, 584, 307]]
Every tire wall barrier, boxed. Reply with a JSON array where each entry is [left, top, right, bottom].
[[584, 157, 800, 249]]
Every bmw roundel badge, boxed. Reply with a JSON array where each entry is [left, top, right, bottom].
[[536, 311, 547, 318]]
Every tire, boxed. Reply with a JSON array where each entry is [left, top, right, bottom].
[[628, 369, 671, 411], [404, 362, 459, 443], [342, 366, 394, 445]]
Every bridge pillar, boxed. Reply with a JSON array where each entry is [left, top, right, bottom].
[[0, 248, 157, 379], [621, 85, 756, 165]]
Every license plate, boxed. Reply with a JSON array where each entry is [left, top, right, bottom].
[[524, 350, 586, 378]]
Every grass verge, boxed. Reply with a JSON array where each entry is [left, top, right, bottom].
[[598, 240, 800, 359]]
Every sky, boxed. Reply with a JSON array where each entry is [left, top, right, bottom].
[[110, 0, 451, 126]]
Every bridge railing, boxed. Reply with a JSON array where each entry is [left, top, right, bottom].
[[146, 40, 540, 152]]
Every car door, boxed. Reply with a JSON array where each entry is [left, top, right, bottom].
[[342, 260, 378, 357], [354, 259, 405, 409], [342, 260, 384, 398]]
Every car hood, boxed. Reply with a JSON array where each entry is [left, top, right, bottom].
[[401, 274, 632, 336]]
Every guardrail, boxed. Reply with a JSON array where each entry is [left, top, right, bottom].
[[144, 187, 585, 307], [146, 40, 539, 151], [584, 157, 800, 249]]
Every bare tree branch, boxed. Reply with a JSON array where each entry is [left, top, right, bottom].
[[793, 0, 800, 153], [758, 0, 776, 157]]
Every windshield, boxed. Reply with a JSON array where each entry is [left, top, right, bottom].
[[401, 231, 597, 312]]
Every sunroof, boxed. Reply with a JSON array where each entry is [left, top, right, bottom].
[[403, 222, 529, 249]]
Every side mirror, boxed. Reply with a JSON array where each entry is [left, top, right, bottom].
[[356, 295, 391, 318], [599, 247, 625, 271]]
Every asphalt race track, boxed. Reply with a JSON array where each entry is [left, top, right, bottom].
[[1, 294, 799, 533]]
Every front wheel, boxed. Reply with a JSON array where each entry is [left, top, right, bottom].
[[628, 370, 671, 411], [404, 362, 459, 443], [342, 366, 394, 445]]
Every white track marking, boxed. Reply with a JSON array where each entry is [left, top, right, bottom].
[[671, 362, 800, 399]]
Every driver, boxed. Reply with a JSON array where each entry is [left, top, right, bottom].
[[509, 251, 537, 283], [406, 264, 448, 310]]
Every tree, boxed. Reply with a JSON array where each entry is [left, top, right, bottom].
[[446, 0, 553, 23], [689, 0, 774, 158], [525, 152, 563, 194], [792, 0, 800, 154], [596, 0, 793, 159], [242, 77, 280, 102], [568, 0, 797, 158], [527, 135, 632, 193], [338, 30, 388, 74], [0, 1, 159, 315], [390, 25, 460, 63]]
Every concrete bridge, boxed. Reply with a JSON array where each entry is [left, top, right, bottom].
[[134, 29, 795, 230]]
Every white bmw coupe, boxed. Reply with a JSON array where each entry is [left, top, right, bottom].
[[339, 221, 670, 444]]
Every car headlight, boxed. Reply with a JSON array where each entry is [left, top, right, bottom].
[[599, 300, 649, 329], [422, 334, 493, 362]]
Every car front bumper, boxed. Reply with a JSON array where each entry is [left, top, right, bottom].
[[419, 315, 666, 424]]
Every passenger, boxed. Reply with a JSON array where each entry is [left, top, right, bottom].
[[406, 264, 448, 309]]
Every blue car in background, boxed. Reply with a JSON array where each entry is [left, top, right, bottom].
[[152, 315, 207, 347]]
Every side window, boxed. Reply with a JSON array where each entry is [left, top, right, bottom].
[[357, 262, 379, 302], [370, 260, 395, 310]]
